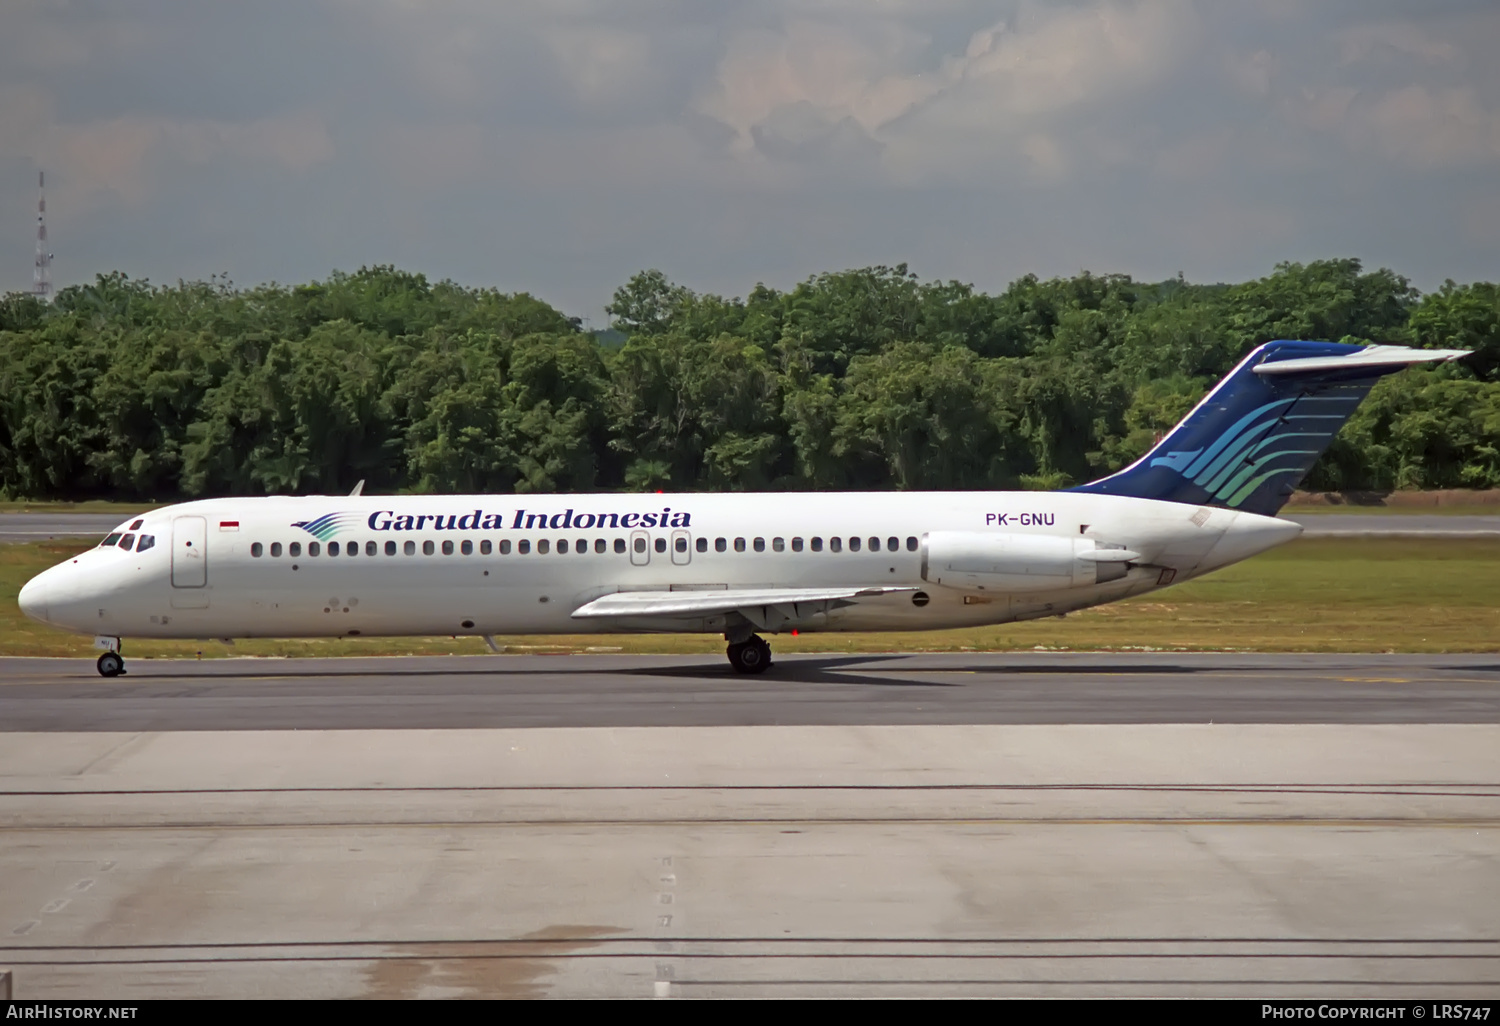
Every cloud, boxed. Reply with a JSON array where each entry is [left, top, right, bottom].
[[1226, 49, 1276, 98], [545, 25, 658, 111], [1336, 22, 1463, 68], [1353, 85, 1500, 169], [750, 101, 883, 164], [3, 1, 1500, 310], [693, 1, 1201, 184], [882, 1, 1201, 183], [23, 109, 336, 207], [716, 20, 933, 122]]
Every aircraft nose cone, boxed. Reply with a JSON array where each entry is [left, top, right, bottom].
[[18, 574, 49, 623]]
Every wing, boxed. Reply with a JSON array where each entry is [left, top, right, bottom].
[[571, 586, 916, 632]]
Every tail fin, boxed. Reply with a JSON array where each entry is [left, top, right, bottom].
[[1070, 341, 1469, 516]]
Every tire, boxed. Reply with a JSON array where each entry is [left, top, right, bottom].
[[728, 637, 772, 674], [96, 652, 124, 678]]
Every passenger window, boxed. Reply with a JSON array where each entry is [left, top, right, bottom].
[[753, 537, 765, 552], [811, 537, 823, 552], [271, 542, 283, 557], [404, 540, 416, 555], [791, 537, 803, 552], [675, 536, 687, 553], [715, 537, 727, 553], [595, 539, 606, 554], [830, 537, 842, 553], [614, 538, 626, 553], [130, 519, 144, 530], [519, 539, 531, 554], [849, 537, 861, 552], [772, 537, 784, 552], [137, 534, 155, 553], [461, 540, 473, 555], [119, 533, 136, 549], [479, 539, 491, 555], [347, 541, 359, 557], [423, 540, 435, 555], [887, 537, 899, 552], [696, 537, 707, 553], [442, 540, 454, 555], [329, 541, 340, 556], [538, 539, 550, 554], [366, 541, 377, 556], [102, 534, 122, 547], [309, 542, 321, 557], [869, 537, 880, 551], [499, 539, 510, 555], [251, 542, 263, 557], [906, 536, 918, 551], [633, 537, 646, 553], [579, 539, 589, 555], [289, 542, 302, 557], [654, 537, 666, 553], [386, 540, 397, 556], [734, 537, 746, 552], [557, 539, 569, 554]]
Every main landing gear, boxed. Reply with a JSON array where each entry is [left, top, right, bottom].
[[96, 651, 125, 677], [727, 634, 772, 674]]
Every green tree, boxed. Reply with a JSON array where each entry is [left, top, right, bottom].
[[1409, 281, 1500, 381]]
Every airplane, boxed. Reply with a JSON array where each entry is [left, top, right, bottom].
[[17, 339, 1469, 678]]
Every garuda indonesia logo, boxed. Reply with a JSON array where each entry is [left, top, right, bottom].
[[1147, 394, 1353, 508], [291, 512, 361, 541]]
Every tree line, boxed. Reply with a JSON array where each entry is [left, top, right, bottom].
[[0, 259, 1496, 501]]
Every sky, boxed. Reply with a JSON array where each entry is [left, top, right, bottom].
[[3, 0, 1499, 324]]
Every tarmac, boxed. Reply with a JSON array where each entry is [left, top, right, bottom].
[[0, 722, 1496, 998], [1, 652, 1498, 730], [1280, 513, 1500, 536], [0, 654, 1498, 998]]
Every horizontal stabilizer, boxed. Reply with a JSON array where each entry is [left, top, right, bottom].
[[1253, 344, 1470, 377], [572, 585, 915, 621], [1071, 340, 1472, 517]]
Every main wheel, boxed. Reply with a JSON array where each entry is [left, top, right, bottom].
[[727, 636, 772, 674], [96, 651, 125, 678]]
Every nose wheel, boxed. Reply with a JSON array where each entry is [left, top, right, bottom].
[[96, 651, 125, 678], [727, 634, 772, 674]]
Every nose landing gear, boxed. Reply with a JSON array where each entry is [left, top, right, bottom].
[[96, 651, 125, 677], [727, 634, 772, 674]]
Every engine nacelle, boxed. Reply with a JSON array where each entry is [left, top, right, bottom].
[[921, 531, 1137, 592]]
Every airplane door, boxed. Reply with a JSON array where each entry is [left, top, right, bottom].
[[671, 529, 691, 566], [171, 516, 208, 588], [629, 529, 650, 566]]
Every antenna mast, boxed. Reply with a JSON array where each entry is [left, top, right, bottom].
[[33, 171, 52, 301]]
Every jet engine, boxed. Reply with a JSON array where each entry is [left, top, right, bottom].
[[921, 532, 1141, 591]]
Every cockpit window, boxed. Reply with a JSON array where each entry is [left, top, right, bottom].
[[119, 533, 136, 550], [129, 519, 144, 531], [102, 533, 122, 547], [137, 534, 155, 552]]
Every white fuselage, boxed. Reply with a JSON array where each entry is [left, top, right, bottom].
[[18, 491, 1300, 642]]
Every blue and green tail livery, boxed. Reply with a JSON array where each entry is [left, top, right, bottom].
[[1072, 340, 1467, 517]]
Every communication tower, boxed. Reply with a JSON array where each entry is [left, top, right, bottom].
[[33, 171, 52, 300]]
